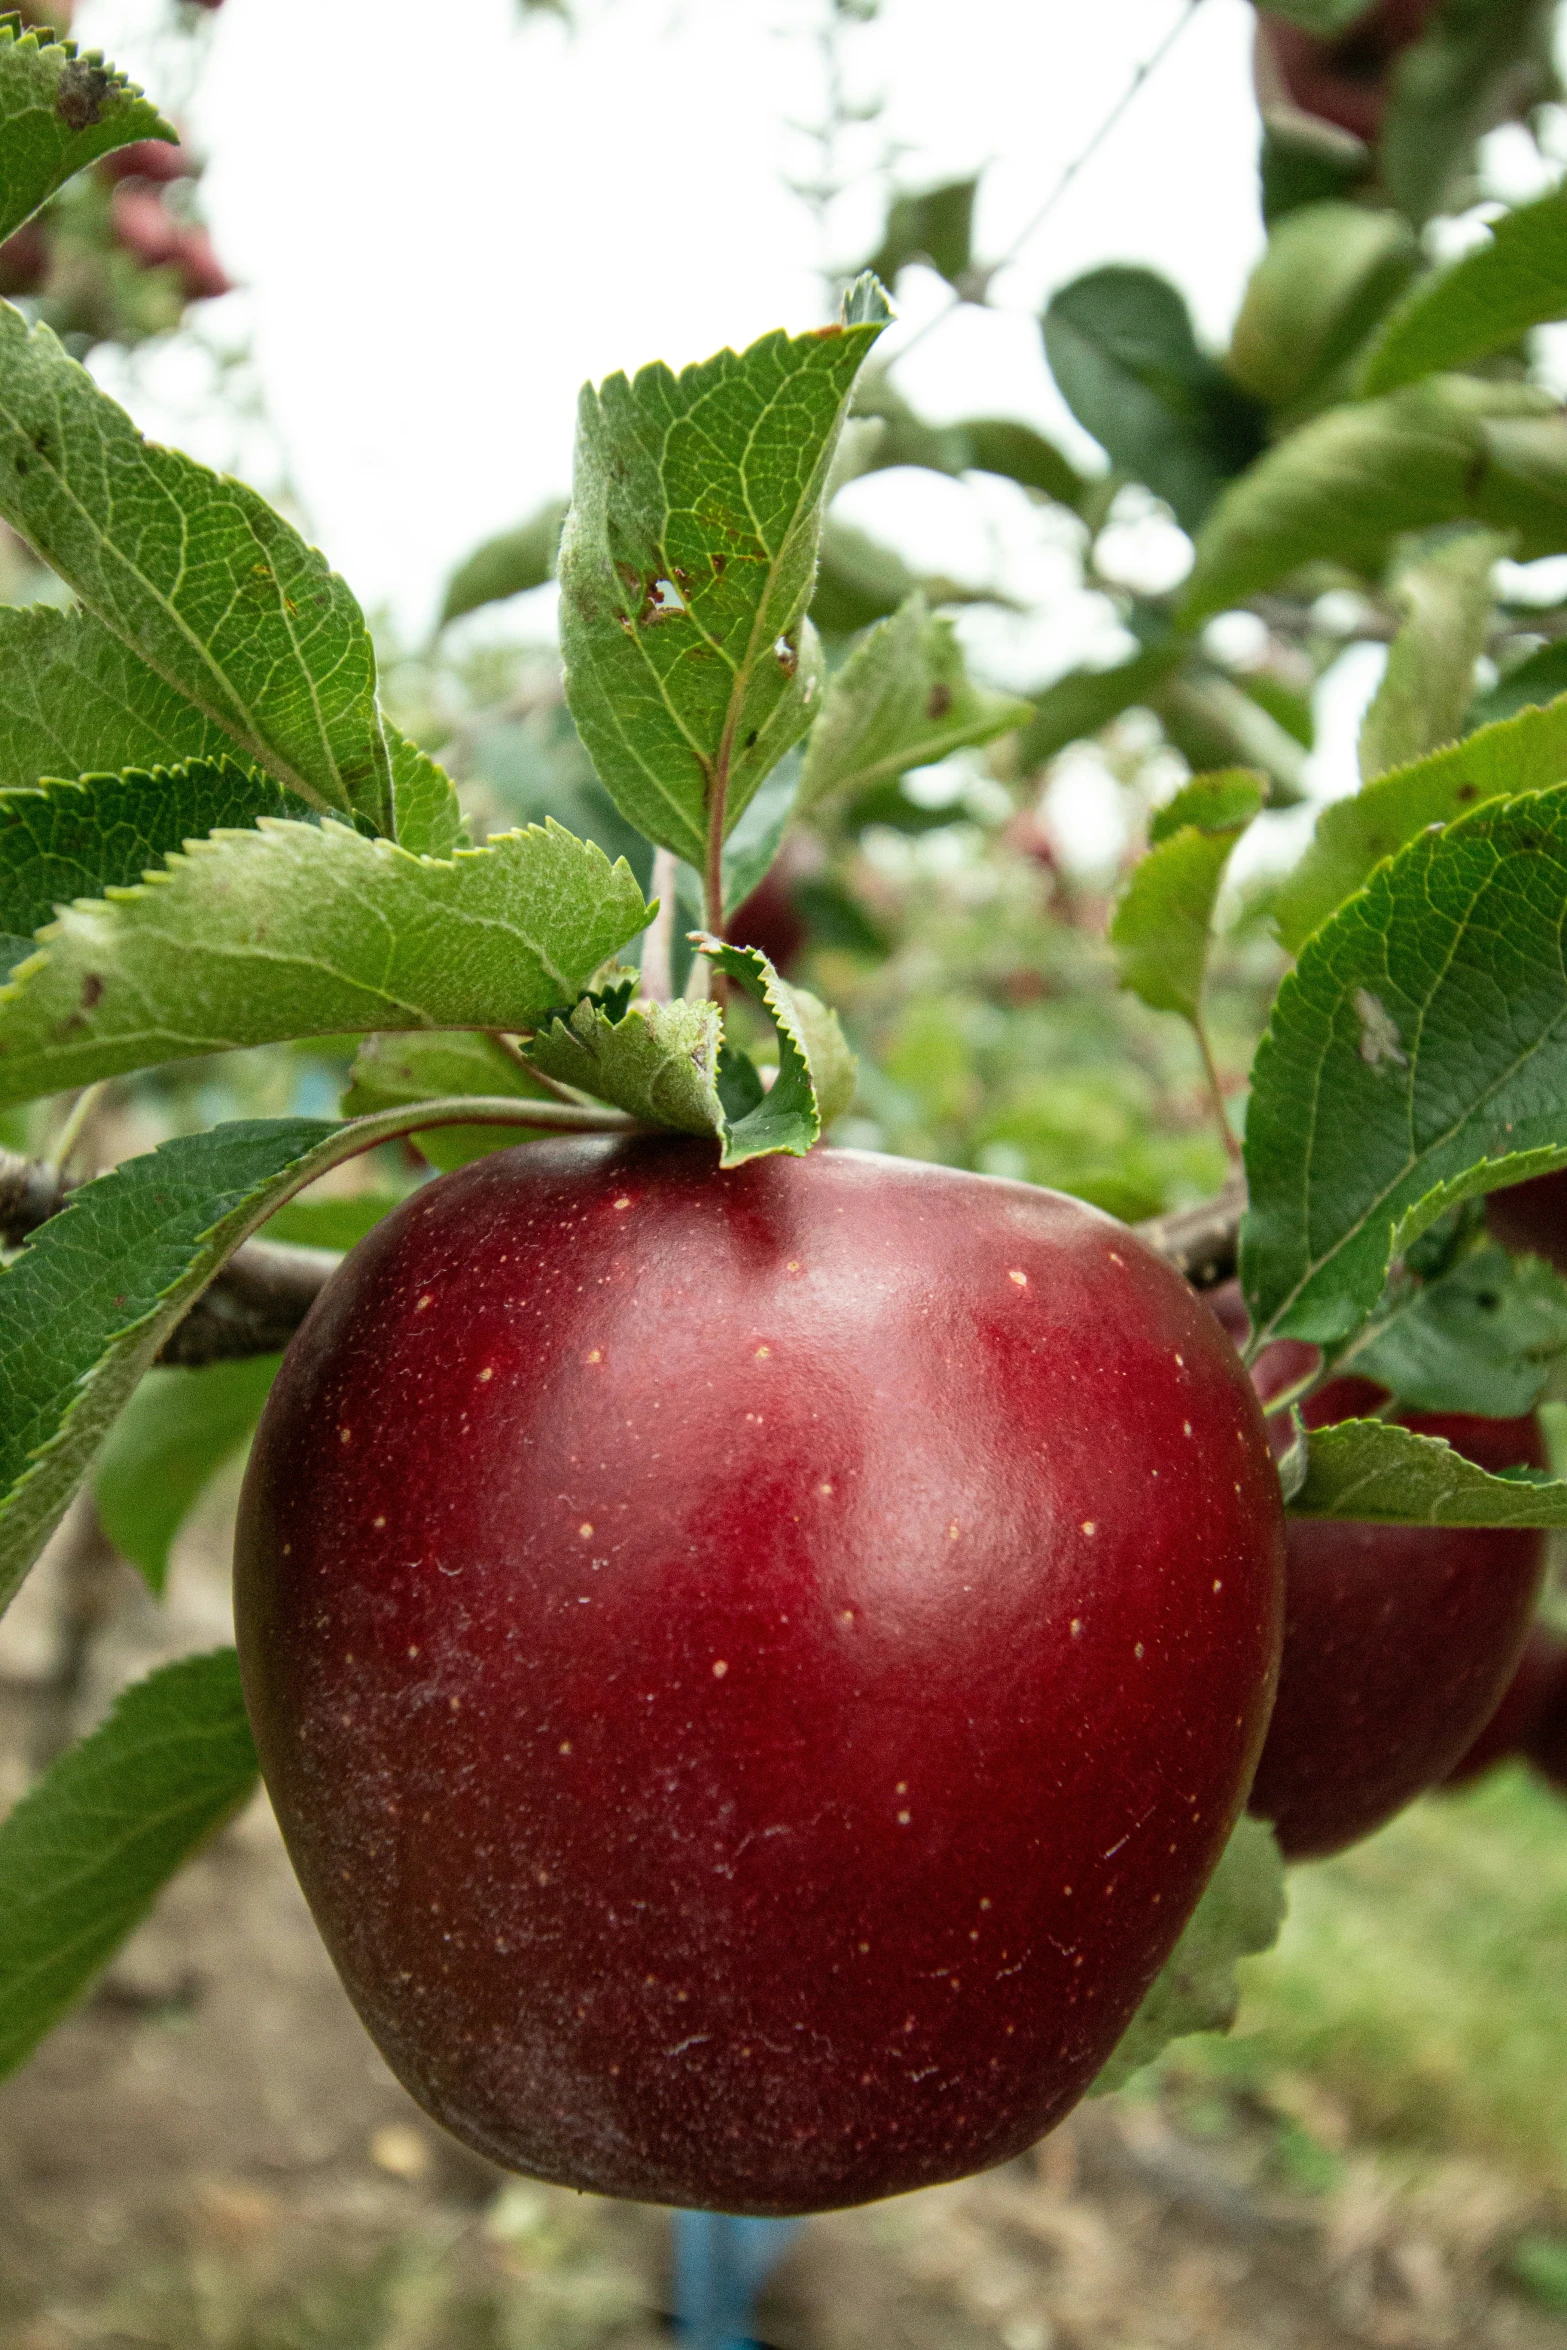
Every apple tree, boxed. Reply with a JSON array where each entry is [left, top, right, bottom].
[[4, 0, 1567, 2218]]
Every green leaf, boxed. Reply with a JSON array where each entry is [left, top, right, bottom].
[[1110, 771, 1264, 1023], [0, 1649, 257, 2080], [558, 294, 889, 866], [0, 18, 175, 248], [1357, 529, 1504, 782], [92, 1354, 281, 1593], [1347, 1242, 1567, 1418], [866, 178, 976, 291], [848, 374, 1084, 509], [1182, 378, 1567, 622], [810, 515, 920, 637], [438, 498, 568, 629], [718, 743, 803, 915], [0, 603, 236, 792], [0, 1097, 596, 1609], [1379, 0, 1557, 231], [1286, 1415, 1567, 1526], [1227, 203, 1419, 415], [798, 593, 1032, 812], [1253, 0, 1377, 29], [0, 305, 395, 832], [1469, 641, 1567, 732], [1272, 691, 1567, 953], [386, 725, 465, 858], [1091, 1817, 1286, 2095], [1041, 266, 1267, 532], [957, 418, 1084, 508], [1242, 785, 1567, 1349], [0, 761, 312, 959], [0, 816, 650, 1109], [1361, 187, 1567, 396], [1016, 643, 1185, 770], [525, 979, 725, 1139], [342, 1030, 560, 1169], [528, 944, 853, 1164]]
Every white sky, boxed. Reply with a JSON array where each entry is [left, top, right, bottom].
[[70, 0, 1268, 636]]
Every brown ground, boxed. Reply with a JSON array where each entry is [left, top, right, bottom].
[[2, 1483, 1565, 2350]]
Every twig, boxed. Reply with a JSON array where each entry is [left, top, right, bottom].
[[1133, 1173, 1246, 1289], [641, 848, 679, 1003]]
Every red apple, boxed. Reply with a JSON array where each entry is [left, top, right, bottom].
[[1256, 0, 1439, 146], [1202, 1283, 1546, 1857], [1524, 1648, 1567, 1790], [97, 139, 193, 186], [1443, 1621, 1565, 1787], [0, 219, 49, 299], [725, 861, 807, 974], [1486, 1169, 1567, 1276], [234, 1138, 1284, 2213]]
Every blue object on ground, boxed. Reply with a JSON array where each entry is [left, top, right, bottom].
[[672, 2209, 805, 2348]]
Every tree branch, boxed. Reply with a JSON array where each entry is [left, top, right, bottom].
[[1133, 1173, 1245, 1289]]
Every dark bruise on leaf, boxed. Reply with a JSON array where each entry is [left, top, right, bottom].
[[0, 306, 395, 833], [0, 1649, 258, 2080], [1242, 785, 1567, 1350], [0, 17, 175, 248], [559, 296, 889, 867]]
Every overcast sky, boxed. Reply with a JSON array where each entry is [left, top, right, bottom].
[[70, 0, 1268, 637]]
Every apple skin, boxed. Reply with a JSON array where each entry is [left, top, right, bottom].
[[234, 1137, 1284, 2214], [1443, 1622, 1565, 1788], [1259, 1, 1439, 146], [1202, 1284, 1547, 1857], [1246, 1374, 1546, 1859]]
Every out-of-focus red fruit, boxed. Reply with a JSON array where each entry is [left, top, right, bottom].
[[97, 138, 192, 185], [0, 219, 50, 298], [234, 1137, 1285, 2213], [1201, 1280, 1547, 1857], [1257, 0, 1441, 146], [171, 224, 231, 302], [726, 861, 807, 974], [1524, 1648, 1567, 1790], [1486, 1169, 1567, 1277], [109, 183, 182, 270], [1443, 1622, 1566, 1786]]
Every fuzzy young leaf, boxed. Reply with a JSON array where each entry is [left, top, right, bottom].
[[0, 18, 175, 247], [559, 294, 889, 868], [342, 1031, 559, 1170], [1287, 1416, 1567, 1526], [1242, 786, 1567, 1349], [799, 593, 1032, 812], [526, 984, 725, 1139], [1092, 1818, 1286, 2094], [1357, 529, 1504, 782], [0, 1649, 257, 2080], [438, 498, 568, 629], [0, 761, 313, 962], [0, 817, 650, 1110], [1348, 1244, 1567, 1419], [1182, 378, 1564, 622], [1272, 691, 1567, 953], [1362, 185, 1567, 396], [0, 306, 394, 831], [1227, 203, 1419, 416], [93, 1354, 281, 1593], [1042, 266, 1266, 533], [1110, 772, 1263, 1023]]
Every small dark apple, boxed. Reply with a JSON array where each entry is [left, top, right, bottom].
[[1443, 1622, 1565, 1787], [235, 1138, 1284, 2213], [1486, 1169, 1567, 1276], [1202, 1283, 1546, 1858], [1524, 1647, 1567, 1791], [1257, 0, 1440, 146], [97, 138, 194, 186], [0, 219, 49, 299]]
